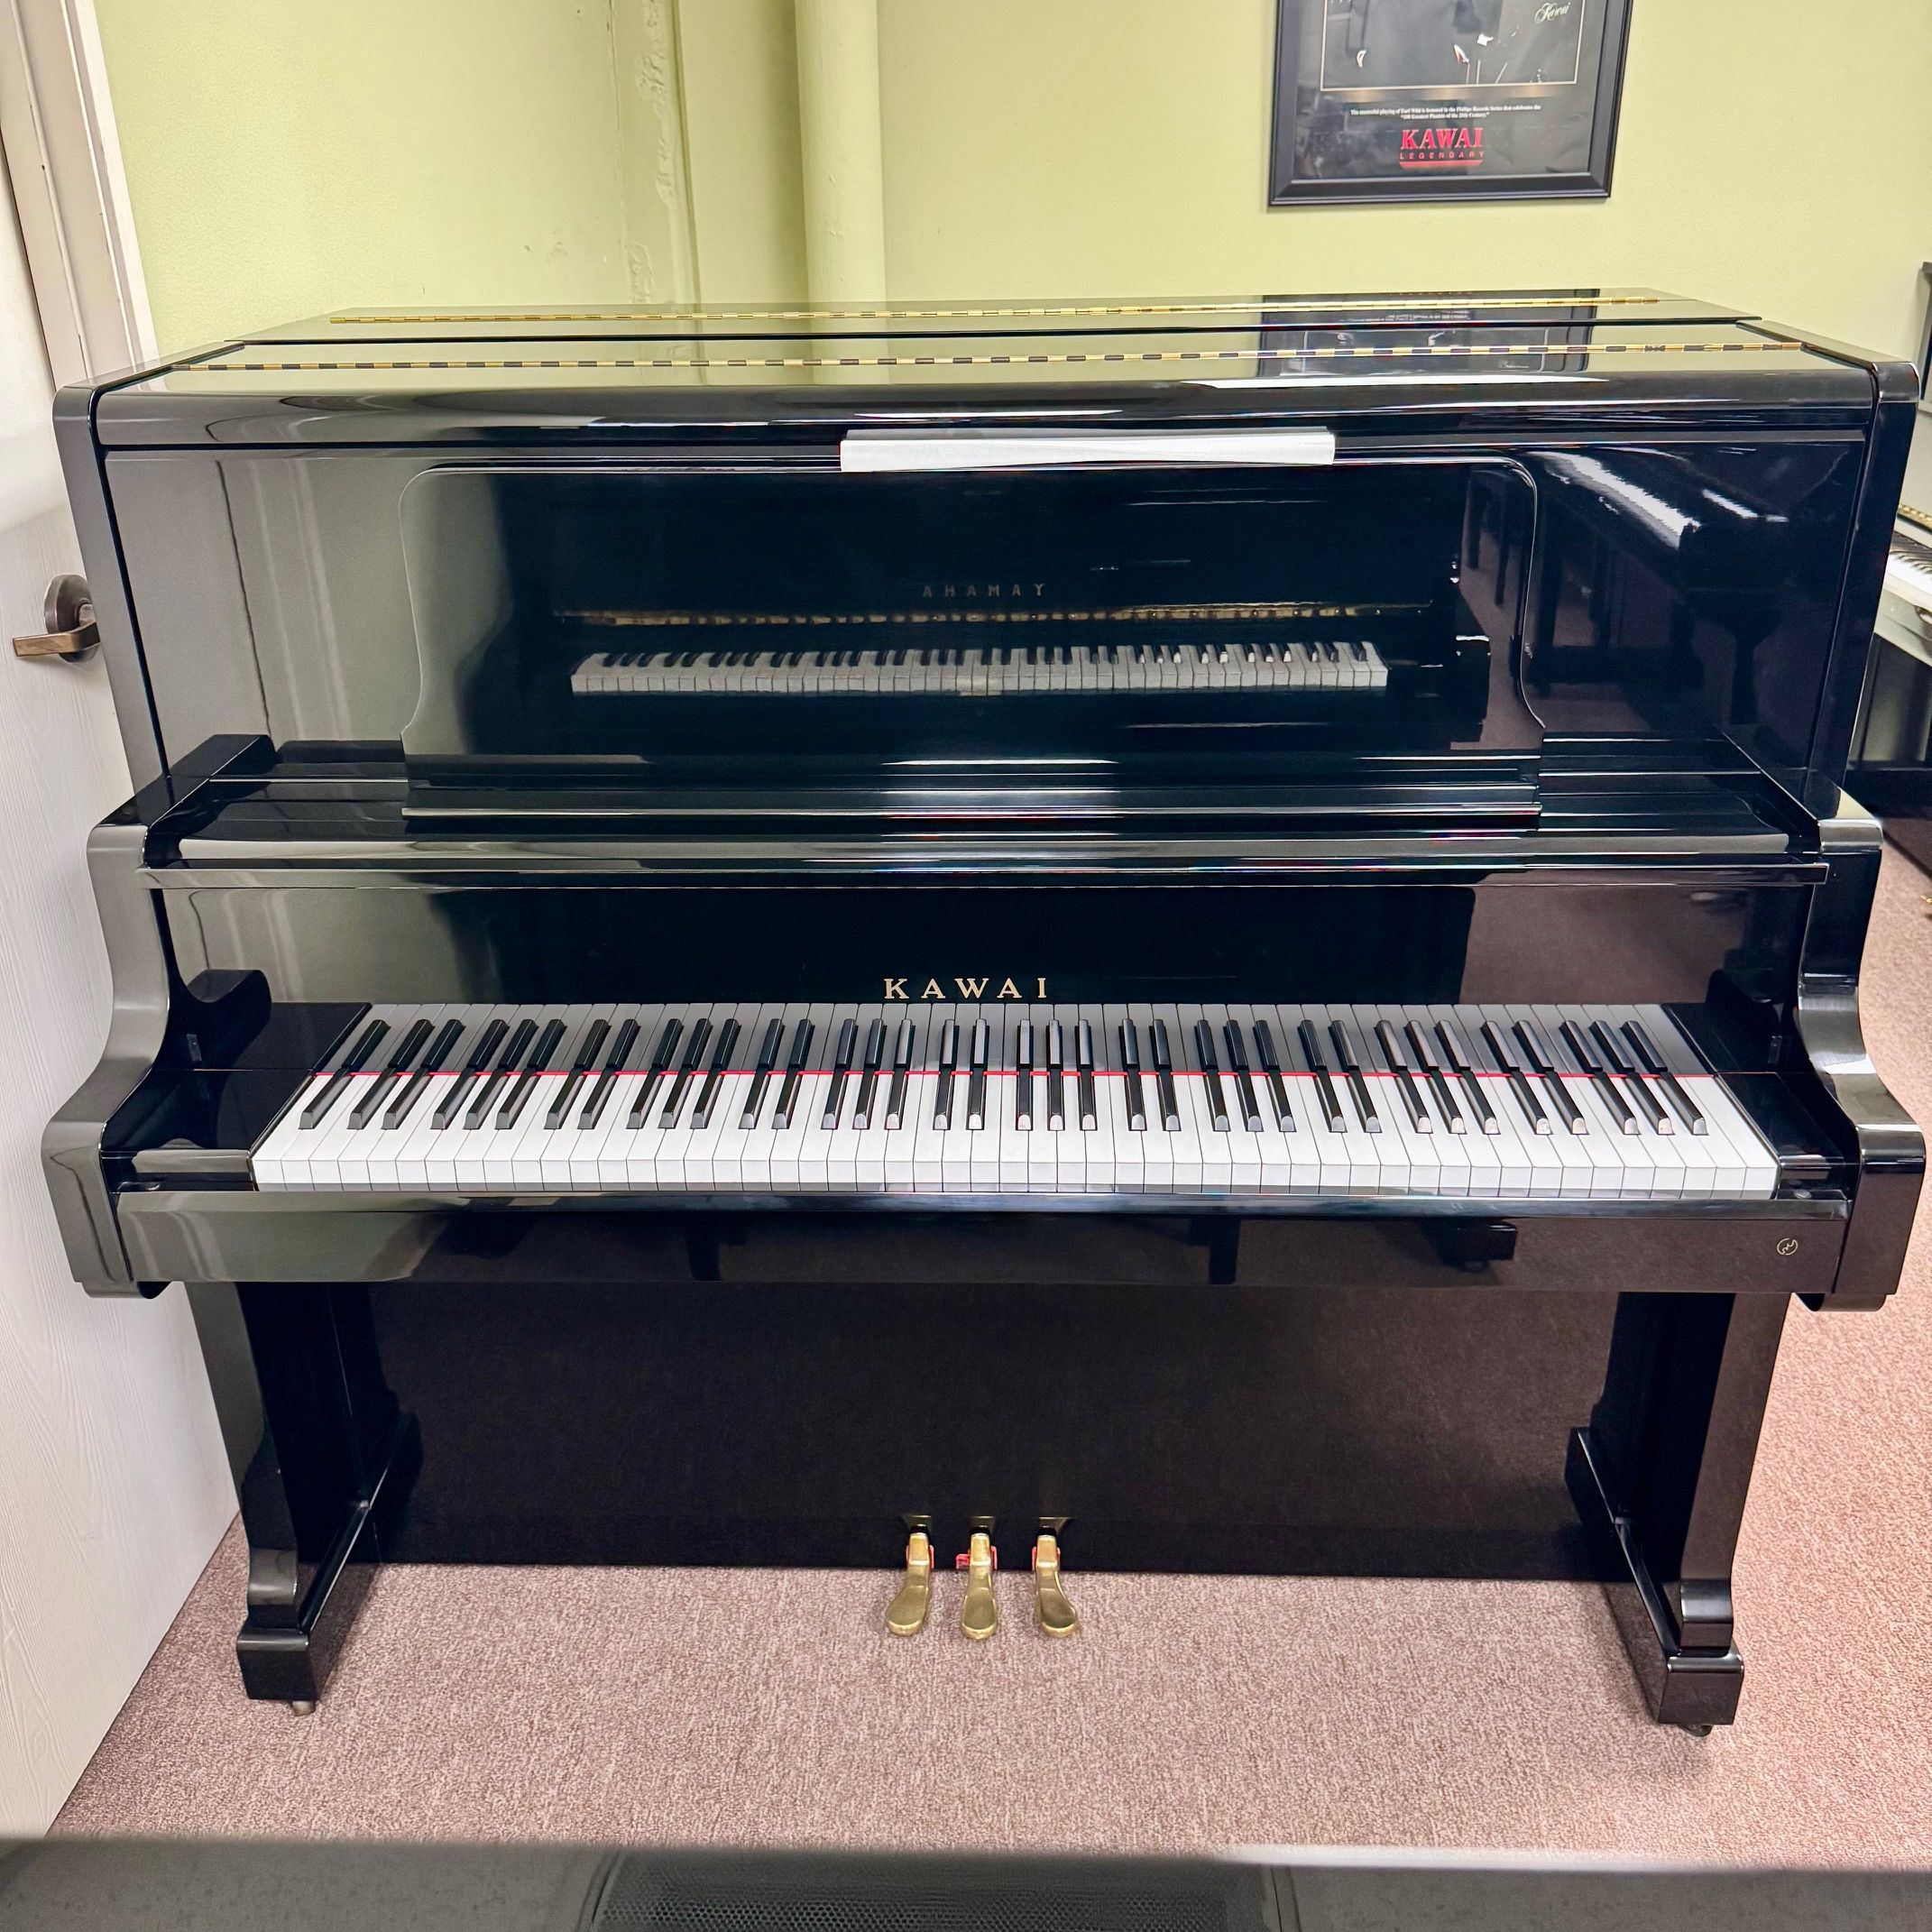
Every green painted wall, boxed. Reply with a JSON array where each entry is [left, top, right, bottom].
[[876, 0, 1932, 358], [678, 0, 807, 304], [94, 0, 632, 350], [95, 1, 1932, 357]]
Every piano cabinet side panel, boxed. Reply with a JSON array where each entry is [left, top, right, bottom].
[[1478, 438, 1867, 802], [105, 451, 437, 760], [103, 455, 264, 765]]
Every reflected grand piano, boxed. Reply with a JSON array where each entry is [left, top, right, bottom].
[[43, 290, 1921, 1731]]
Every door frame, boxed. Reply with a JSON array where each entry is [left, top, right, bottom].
[[0, 0, 152, 383]]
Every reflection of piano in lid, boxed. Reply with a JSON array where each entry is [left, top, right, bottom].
[[1849, 400, 1932, 868], [400, 459, 1542, 825], [39, 293, 1923, 1732]]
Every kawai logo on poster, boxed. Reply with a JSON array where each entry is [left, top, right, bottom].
[[1398, 125, 1486, 170]]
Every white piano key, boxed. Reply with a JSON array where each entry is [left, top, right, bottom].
[[473, 1007, 583, 1191], [1180, 1052, 1230, 1195], [1689, 1075, 1777, 1196], [253, 1072, 336, 1188], [909, 1053, 947, 1192], [340, 1004, 455, 1190], [499, 1007, 608, 1189]]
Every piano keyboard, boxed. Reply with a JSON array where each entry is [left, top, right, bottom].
[[1886, 537, 1932, 617], [569, 638, 1390, 698], [253, 1000, 1780, 1201]]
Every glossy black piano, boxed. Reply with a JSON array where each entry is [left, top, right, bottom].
[[43, 290, 1922, 1729]]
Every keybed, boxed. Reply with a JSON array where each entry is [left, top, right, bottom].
[[253, 1000, 1780, 1201], [570, 637, 1390, 699]]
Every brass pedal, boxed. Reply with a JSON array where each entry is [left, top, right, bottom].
[[1032, 1532, 1079, 1638], [886, 1530, 934, 1636], [959, 1531, 999, 1641]]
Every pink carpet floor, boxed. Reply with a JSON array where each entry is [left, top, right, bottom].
[[52, 847, 1932, 1862]]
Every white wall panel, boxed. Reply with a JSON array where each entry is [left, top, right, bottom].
[[0, 166, 233, 1833]]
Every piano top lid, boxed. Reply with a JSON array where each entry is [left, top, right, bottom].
[[91, 306, 1885, 447], [244, 288, 1748, 345]]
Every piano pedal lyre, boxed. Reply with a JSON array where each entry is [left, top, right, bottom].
[[958, 1530, 999, 1641], [886, 1529, 934, 1637], [1031, 1532, 1079, 1639]]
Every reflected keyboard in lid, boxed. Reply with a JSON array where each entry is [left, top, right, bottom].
[[570, 637, 1390, 698], [400, 461, 1541, 801]]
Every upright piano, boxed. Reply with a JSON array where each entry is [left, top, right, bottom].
[[42, 290, 1922, 1730]]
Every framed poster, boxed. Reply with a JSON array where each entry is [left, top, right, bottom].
[[1270, 0, 1633, 204]]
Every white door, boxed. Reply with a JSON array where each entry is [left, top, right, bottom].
[[0, 165, 234, 1830]]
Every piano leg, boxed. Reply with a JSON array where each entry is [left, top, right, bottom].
[[190, 1283, 417, 1705], [1567, 1290, 1788, 1732]]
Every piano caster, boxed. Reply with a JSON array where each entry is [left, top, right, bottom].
[[287, 1701, 316, 1716], [1680, 1724, 1714, 1739], [959, 1531, 999, 1642], [885, 1530, 934, 1637], [1031, 1533, 1079, 1638]]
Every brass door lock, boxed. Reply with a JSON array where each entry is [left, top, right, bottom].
[[13, 575, 98, 661]]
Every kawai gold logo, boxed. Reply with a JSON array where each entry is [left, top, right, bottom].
[[886, 976, 1048, 1001]]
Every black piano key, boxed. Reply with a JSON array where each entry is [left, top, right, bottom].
[[299, 1017, 391, 1128], [576, 1017, 641, 1130], [1076, 1020, 1098, 1130], [1149, 1019, 1182, 1132], [348, 1017, 434, 1128], [1623, 1019, 1707, 1135], [1590, 1020, 1672, 1133], [496, 1017, 567, 1129], [545, 1017, 612, 1128], [1434, 1019, 1496, 1134], [771, 1017, 815, 1130], [1296, 1018, 1348, 1132], [1118, 1018, 1146, 1132], [883, 1019, 916, 1130], [1251, 1021, 1294, 1130], [1559, 1020, 1640, 1136], [1374, 1020, 1431, 1134], [1045, 1022, 1066, 1130], [965, 1019, 989, 1131], [658, 1017, 714, 1127], [433, 1017, 509, 1129], [1193, 1019, 1230, 1133], [1328, 1019, 1381, 1134], [1511, 1020, 1583, 1132], [741, 1017, 787, 1127], [383, 1017, 467, 1130], [691, 1017, 741, 1129], [1479, 1019, 1552, 1135], [1014, 1020, 1035, 1129], [465, 1018, 538, 1129], [822, 1017, 859, 1129], [1403, 1019, 1464, 1133], [851, 1017, 887, 1129], [1220, 1024, 1262, 1132], [627, 1017, 685, 1127], [933, 1020, 960, 1129]]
